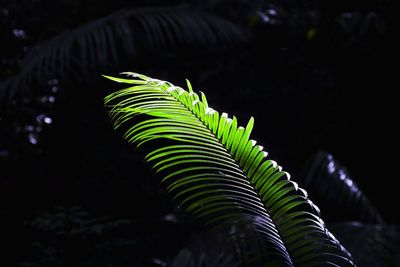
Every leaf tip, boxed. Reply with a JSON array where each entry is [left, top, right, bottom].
[[102, 74, 128, 83], [186, 79, 193, 93], [102, 74, 114, 80]]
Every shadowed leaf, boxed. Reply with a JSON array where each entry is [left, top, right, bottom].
[[0, 6, 251, 106], [301, 151, 383, 223]]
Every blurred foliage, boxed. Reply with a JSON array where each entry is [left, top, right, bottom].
[[19, 205, 193, 267], [301, 151, 384, 223], [0, 0, 397, 266], [330, 222, 400, 267]]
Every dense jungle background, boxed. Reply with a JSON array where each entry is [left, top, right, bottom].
[[0, 0, 398, 266]]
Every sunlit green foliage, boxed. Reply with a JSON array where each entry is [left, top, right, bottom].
[[104, 72, 354, 266]]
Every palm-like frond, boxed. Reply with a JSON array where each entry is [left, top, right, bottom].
[[104, 73, 354, 266], [0, 6, 250, 105], [301, 151, 383, 223], [172, 223, 289, 267], [329, 222, 400, 267], [172, 248, 237, 267]]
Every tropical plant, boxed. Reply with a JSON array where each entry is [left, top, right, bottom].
[[171, 226, 264, 267], [330, 222, 400, 267], [170, 151, 400, 266], [0, 5, 250, 106], [301, 151, 383, 224], [104, 72, 355, 266], [300, 152, 400, 267]]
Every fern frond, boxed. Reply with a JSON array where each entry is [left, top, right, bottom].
[[302, 152, 383, 223], [330, 222, 400, 267], [104, 73, 355, 266], [0, 6, 250, 105]]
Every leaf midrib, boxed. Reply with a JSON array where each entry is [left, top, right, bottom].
[[154, 81, 295, 266]]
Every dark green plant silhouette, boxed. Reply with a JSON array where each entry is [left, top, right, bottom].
[[0, 6, 250, 105], [104, 72, 355, 266], [301, 152, 400, 267], [301, 151, 383, 224]]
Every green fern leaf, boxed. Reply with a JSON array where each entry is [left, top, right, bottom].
[[104, 72, 355, 266]]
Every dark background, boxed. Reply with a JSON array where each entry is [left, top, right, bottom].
[[0, 0, 397, 266]]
